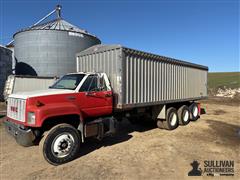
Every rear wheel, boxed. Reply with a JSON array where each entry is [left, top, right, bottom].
[[162, 107, 179, 130], [128, 117, 138, 124], [178, 105, 190, 125], [189, 103, 199, 121], [157, 120, 164, 129], [39, 123, 81, 165]]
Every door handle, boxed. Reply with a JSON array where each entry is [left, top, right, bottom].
[[66, 96, 76, 100], [86, 92, 96, 96]]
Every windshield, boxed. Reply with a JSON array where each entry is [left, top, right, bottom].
[[50, 74, 85, 90]]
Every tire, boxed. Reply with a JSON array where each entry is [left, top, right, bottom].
[[128, 117, 138, 124], [157, 120, 164, 129], [162, 107, 179, 130], [177, 105, 190, 125], [189, 102, 199, 121], [39, 123, 81, 166]]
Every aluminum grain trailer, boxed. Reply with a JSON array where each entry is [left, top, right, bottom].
[[76, 44, 208, 129], [3, 75, 58, 100]]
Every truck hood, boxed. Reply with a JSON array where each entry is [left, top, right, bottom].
[[8, 89, 76, 99]]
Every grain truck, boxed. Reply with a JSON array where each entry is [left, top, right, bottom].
[[4, 44, 208, 165]]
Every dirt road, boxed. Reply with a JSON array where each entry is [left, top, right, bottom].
[[0, 101, 239, 180]]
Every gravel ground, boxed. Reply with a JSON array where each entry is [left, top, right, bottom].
[[0, 99, 239, 180]]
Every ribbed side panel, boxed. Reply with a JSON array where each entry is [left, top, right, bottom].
[[123, 51, 207, 105], [0, 47, 12, 101], [77, 47, 208, 109]]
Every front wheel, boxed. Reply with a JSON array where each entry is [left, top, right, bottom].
[[39, 123, 81, 165]]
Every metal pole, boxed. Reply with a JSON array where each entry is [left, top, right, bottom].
[[56, 5, 62, 19], [32, 9, 56, 27], [6, 5, 62, 46]]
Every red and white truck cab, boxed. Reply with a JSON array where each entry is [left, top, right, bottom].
[[4, 72, 117, 165]]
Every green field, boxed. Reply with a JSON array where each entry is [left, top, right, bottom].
[[208, 72, 240, 90]]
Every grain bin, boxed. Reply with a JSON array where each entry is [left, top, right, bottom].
[[0, 45, 12, 101], [13, 5, 101, 77]]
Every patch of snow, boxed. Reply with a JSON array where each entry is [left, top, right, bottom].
[[215, 88, 240, 98]]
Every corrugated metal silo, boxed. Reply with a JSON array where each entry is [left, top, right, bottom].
[[13, 5, 101, 76], [0, 46, 12, 101]]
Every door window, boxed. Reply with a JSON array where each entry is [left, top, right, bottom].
[[80, 75, 98, 92]]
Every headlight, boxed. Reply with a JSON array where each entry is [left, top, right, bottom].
[[27, 112, 35, 124]]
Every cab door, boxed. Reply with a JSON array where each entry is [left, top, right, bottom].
[[77, 74, 113, 118]]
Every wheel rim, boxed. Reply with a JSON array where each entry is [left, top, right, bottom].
[[170, 113, 177, 126], [183, 110, 189, 122], [193, 106, 198, 117], [51, 133, 75, 158]]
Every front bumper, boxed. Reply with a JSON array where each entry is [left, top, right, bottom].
[[4, 120, 35, 147]]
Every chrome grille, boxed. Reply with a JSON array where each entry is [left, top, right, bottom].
[[7, 98, 26, 122]]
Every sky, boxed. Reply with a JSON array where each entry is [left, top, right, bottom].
[[0, 0, 239, 72]]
